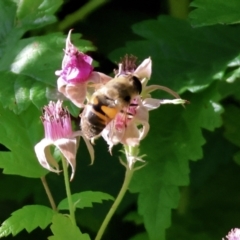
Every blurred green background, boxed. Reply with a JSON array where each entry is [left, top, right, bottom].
[[1, 0, 240, 239]]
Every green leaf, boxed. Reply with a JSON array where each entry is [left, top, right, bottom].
[[128, 84, 223, 239], [109, 16, 232, 239], [0, 1, 95, 116], [189, 0, 240, 27], [124, 211, 143, 225], [0, 71, 49, 113], [0, 0, 63, 60], [218, 69, 240, 99], [0, 205, 54, 237], [0, 32, 94, 114], [0, 1, 21, 57], [0, 103, 47, 177], [0, 33, 94, 86], [58, 191, 114, 210], [233, 151, 240, 165], [223, 105, 240, 147], [14, 0, 63, 30], [0, 1, 17, 45], [48, 214, 91, 240], [130, 232, 149, 240], [109, 16, 240, 94]]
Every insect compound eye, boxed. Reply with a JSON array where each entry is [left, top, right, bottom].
[[124, 95, 131, 103], [132, 76, 142, 94]]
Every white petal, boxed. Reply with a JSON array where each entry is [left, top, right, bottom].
[[55, 138, 77, 181], [135, 104, 149, 122], [57, 78, 87, 108], [72, 131, 95, 163], [142, 98, 162, 110], [57, 77, 67, 94], [88, 71, 112, 84], [134, 57, 152, 80], [55, 70, 62, 76], [82, 134, 95, 165], [138, 121, 150, 140], [34, 139, 60, 173], [101, 122, 120, 149], [65, 82, 87, 108], [123, 122, 140, 146]]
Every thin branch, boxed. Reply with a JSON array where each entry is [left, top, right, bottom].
[[58, 0, 109, 31], [41, 176, 58, 211]]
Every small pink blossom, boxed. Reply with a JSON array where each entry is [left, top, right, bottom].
[[55, 30, 93, 84], [56, 30, 111, 108], [42, 101, 73, 141], [34, 101, 94, 180], [102, 97, 149, 151]]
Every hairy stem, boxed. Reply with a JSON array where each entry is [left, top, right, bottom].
[[95, 166, 134, 240], [61, 155, 76, 225], [41, 176, 57, 211]]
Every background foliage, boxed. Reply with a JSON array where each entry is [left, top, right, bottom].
[[1, 0, 240, 239]]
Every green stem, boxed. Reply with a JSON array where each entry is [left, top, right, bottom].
[[95, 166, 134, 240], [58, 0, 108, 31], [61, 155, 76, 225], [41, 176, 58, 212]]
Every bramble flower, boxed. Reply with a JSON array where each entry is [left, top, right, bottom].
[[102, 55, 187, 168], [34, 100, 94, 180], [223, 228, 240, 240], [56, 30, 111, 108]]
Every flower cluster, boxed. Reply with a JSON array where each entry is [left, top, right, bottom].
[[34, 100, 93, 180], [103, 56, 184, 147], [34, 30, 187, 177], [102, 55, 186, 167]]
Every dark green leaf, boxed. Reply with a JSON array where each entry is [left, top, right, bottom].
[[124, 211, 143, 225], [109, 16, 227, 239], [0, 33, 94, 114], [58, 191, 114, 210], [0, 33, 94, 86], [233, 151, 240, 165], [0, 205, 54, 237], [128, 84, 222, 239], [14, 0, 63, 30], [0, 71, 50, 113], [48, 214, 91, 240], [189, 0, 240, 27], [109, 16, 240, 94], [0, 0, 63, 60], [0, 103, 47, 177], [0, 1, 17, 45], [130, 232, 149, 240], [223, 105, 240, 147]]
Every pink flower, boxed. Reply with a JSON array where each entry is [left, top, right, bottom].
[[56, 30, 111, 108], [102, 97, 149, 150], [223, 228, 240, 240], [55, 30, 93, 84], [34, 101, 94, 180], [101, 56, 187, 167], [42, 101, 73, 140]]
